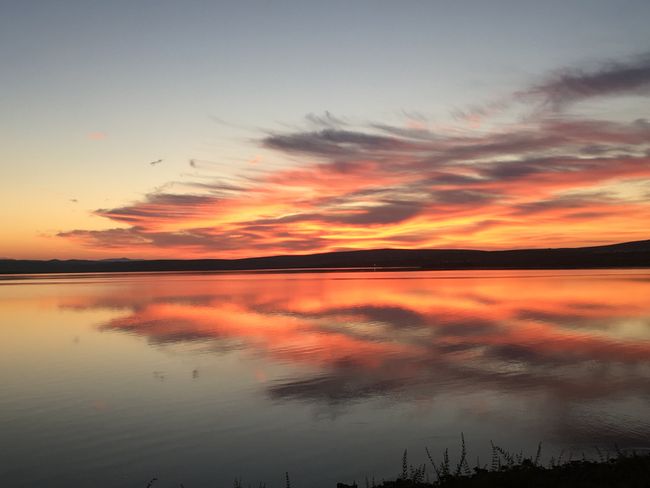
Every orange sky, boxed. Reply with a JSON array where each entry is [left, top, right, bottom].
[[5, 53, 650, 259]]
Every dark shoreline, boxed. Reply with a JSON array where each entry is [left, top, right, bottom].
[[2, 239, 650, 275], [145, 447, 650, 488], [366, 451, 650, 488]]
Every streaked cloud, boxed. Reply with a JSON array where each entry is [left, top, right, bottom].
[[521, 52, 650, 110]]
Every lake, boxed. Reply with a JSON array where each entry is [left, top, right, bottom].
[[1, 269, 650, 487]]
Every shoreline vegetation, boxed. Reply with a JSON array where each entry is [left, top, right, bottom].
[[145, 439, 650, 488], [2, 239, 650, 275], [374, 441, 650, 488]]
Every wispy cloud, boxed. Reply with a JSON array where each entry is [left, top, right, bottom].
[[305, 110, 347, 129], [520, 52, 650, 110]]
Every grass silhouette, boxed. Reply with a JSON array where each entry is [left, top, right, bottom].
[[143, 437, 650, 487]]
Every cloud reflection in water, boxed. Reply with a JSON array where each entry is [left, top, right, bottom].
[[59, 271, 650, 444]]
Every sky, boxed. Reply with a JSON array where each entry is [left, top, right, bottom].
[[1, 0, 649, 260]]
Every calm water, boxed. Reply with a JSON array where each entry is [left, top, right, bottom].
[[1, 270, 650, 487]]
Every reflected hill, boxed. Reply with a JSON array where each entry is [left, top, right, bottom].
[[2, 239, 650, 274]]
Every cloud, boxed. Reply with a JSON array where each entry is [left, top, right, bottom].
[[59, 228, 150, 248], [521, 52, 650, 110], [509, 191, 616, 216], [94, 193, 219, 226], [305, 111, 347, 128], [329, 200, 425, 226], [369, 123, 436, 140], [432, 189, 496, 206], [87, 132, 107, 140], [262, 129, 411, 158]]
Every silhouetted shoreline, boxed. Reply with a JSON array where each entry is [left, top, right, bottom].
[[146, 444, 650, 488], [358, 451, 650, 488], [1, 239, 649, 275]]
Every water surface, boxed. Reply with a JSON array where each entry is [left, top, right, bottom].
[[1, 270, 650, 487]]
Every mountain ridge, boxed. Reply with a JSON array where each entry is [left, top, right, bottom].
[[1, 239, 649, 275]]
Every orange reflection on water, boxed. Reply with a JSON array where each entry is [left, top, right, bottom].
[[3, 269, 650, 488], [105, 300, 412, 369], [47, 270, 650, 405]]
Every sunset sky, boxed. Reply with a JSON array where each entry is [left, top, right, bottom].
[[2, 1, 650, 259]]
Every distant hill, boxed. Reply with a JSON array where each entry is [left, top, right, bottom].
[[1, 240, 649, 275]]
